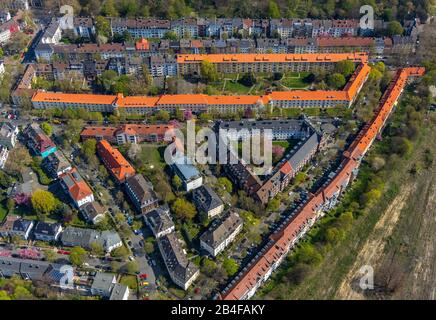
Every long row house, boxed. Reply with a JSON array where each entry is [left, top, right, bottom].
[[217, 66, 425, 300], [26, 53, 370, 114]]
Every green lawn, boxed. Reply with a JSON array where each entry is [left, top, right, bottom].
[[120, 275, 138, 291], [280, 72, 311, 89]]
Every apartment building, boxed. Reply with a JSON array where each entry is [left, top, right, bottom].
[[42, 150, 72, 178], [192, 185, 224, 219], [144, 205, 175, 238], [22, 123, 57, 158], [33, 221, 62, 242], [124, 174, 159, 215], [200, 211, 243, 257], [171, 155, 203, 192], [110, 18, 170, 39], [176, 53, 368, 76], [59, 168, 94, 208], [157, 232, 200, 290], [97, 140, 136, 183]]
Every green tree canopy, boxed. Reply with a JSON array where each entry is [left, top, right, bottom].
[[200, 60, 218, 84], [223, 258, 239, 277], [171, 198, 197, 221], [69, 246, 87, 266], [387, 21, 404, 36], [268, 1, 281, 18], [31, 190, 58, 216], [327, 73, 346, 89], [334, 60, 355, 77]]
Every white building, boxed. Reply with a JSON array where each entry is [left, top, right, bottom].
[[171, 155, 203, 192]]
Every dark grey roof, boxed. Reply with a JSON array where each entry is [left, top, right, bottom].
[[217, 119, 312, 132], [126, 174, 158, 204], [12, 219, 33, 233], [33, 221, 61, 237], [61, 226, 98, 248], [199, 212, 243, 249], [61, 227, 121, 251], [157, 233, 198, 285], [0, 256, 67, 282], [192, 185, 223, 213], [145, 205, 174, 237], [285, 131, 320, 170]]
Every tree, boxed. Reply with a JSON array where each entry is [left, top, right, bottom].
[[41, 122, 52, 136], [0, 290, 11, 300], [101, 0, 119, 16], [5, 146, 32, 174], [387, 21, 404, 36], [95, 16, 111, 38], [90, 242, 105, 256], [172, 174, 182, 191], [31, 190, 57, 216], [69, 246, 87, 266], [296, 243, 323, 266], [163, 31, 178, 40], [82, 138, 97, 163], [171, 198, 197, 221], [327, 73, 346, 89], [125, 260, 139, 274], [156, 110, 170, 122], [111, 245, 129, 259], [201, 258, 218, 276], [325, 227, 345, 244], [200, 60, 218, 84], [143, 242, 154, 254], [217, 177, 232, 193], [239, 73, 257, 87], [334, 60, 355, 77], [43, 249, 56, 262], [268, 1, 281, 18], [267, 198, 280, 212], [223, 258, 239, 277]]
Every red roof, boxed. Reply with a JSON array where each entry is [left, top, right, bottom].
[[60, 168, 93, 202], [219, 66, 425, 300], [97, 140, 136, 183]]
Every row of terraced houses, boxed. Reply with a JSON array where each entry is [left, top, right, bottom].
[[29, 53, 370, 113], [216, 66, 425, 300]]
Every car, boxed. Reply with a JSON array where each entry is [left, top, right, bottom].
[[128, 256, 135, 261], [141, 281, 149, 286], [139, 274, 147, 279]]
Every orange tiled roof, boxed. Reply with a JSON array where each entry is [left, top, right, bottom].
[[270, 90, 349, 101], [97, 140, 136, 183], [177, 52, 368, 64], [80, 126, 118, 138], [60, 168, 93, 202], [32, 91, 116, 105], [135, 38, 149, 51]]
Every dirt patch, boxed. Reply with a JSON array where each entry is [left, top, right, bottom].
[[336, 184, 416, 299]]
